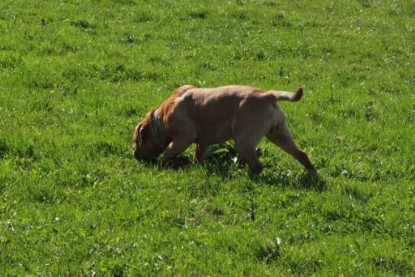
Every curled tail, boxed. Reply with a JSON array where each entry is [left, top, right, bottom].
[[267, 87, 303, 102]]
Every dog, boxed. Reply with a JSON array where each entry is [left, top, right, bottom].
[[133, 85, 315, 175]]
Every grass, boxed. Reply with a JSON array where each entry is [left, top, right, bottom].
[[1, 0, 414, 275]]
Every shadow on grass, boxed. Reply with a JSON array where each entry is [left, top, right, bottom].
[[138, 156, 192, 171], [135, 150, 326, 192], [136, 155, 242, 179], [203, 158, 241, 179]]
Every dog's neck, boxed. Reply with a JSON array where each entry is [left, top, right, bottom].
[[150, 109, 167, 148]]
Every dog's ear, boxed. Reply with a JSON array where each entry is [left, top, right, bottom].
[[133, 123, 143, 142], [140, 123, 151, 138], [134, 122, 151, 140], [138, 122, 153, 146]]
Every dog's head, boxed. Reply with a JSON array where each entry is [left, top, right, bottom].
[[133, 110, 164, 161]]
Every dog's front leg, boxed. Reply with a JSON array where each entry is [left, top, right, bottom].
[[163, 135, 194, 162]]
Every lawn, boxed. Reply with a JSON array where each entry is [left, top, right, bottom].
[[0, 0, 414, 275]]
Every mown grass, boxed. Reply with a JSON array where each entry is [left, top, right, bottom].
[[1, 0, 414, 275]]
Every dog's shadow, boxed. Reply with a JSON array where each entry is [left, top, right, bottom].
[[141, 156, 193, 171], [204, 151, 327, 191], [203, 158, 242, 179], [139, 148, 326, 191], [145, 143, 243, 177], [203, 146, 326, 191], [154, 154, 239, 177]]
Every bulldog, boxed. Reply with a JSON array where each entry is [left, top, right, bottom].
[[133, 85, 315, 175]]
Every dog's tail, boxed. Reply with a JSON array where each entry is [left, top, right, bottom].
[[267, 87, 303, 102]]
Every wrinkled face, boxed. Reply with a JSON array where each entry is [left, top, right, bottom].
[[133, 119, 163, 161]]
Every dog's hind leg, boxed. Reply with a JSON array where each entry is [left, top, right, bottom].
[[266, 122, 315, 171], [234, 138, 264, 175], [193, 144, 208, 163], [232, 112, 268, 175]]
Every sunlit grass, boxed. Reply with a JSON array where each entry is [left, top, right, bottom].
[[0, 0, 414, 275]]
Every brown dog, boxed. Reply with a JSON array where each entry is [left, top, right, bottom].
[[133, 85, 315, 175]]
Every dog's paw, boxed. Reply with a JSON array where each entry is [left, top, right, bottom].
[[300, 170, 326, 191], [248, 163, 264, 177]]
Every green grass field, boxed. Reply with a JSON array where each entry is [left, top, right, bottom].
[[1, 0, 414, 275]]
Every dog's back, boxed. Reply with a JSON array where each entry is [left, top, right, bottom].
[[164, 86, 283, 146]]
